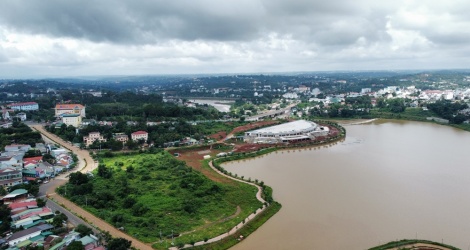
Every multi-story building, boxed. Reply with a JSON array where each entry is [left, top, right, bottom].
[[83, 132, 107, 147], [55, 104, 86, 117], [131, 131, 148, 142], [61, 114, 82, 127], [0, 168, 23, 187], [8, 102, 39, 111], [113, 133, 129, 144]]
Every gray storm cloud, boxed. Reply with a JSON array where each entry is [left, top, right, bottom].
[[0, 0, 469, 77]]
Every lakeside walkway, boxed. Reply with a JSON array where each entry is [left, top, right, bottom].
[[170, 160, 267, 249], [339, 118, 378, 125]]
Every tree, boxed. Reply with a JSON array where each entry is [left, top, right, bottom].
[[97, 164, 112, 179], [388, 98, 406, 113], [107, 237, 132, 250], [0, 204, 11, 234], [75, 224, 93, 237], [69, 172, 89, 185], [52, 213, 68, 228], [67, 241, 84, 250], [36, 198, 46, 207]]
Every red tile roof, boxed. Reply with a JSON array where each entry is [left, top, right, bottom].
[[131, 131, 148, 135], [55, 104, 85, 109], [23, 156, 43, 165], [9, 200, 37, 209], [8, 102, 38, 106]]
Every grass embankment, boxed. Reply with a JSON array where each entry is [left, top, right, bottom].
[[371, 108, 470, 132], [369, 108, 437, 121], [191, 202, 282, 250], [57, 150, 262, 247], [369, 239, 460, 250]]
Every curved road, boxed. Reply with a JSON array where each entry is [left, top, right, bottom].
[[30, 125, 152, 250]]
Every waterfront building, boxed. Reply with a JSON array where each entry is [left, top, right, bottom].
[[244, 120, 329, 144]]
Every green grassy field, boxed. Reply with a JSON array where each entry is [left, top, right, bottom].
[[59, 151, 262, 247]]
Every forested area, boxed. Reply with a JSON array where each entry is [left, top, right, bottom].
[[0, 122, 43, 149]]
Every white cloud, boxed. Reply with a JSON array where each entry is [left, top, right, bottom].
[[0, 0, 469, 78]]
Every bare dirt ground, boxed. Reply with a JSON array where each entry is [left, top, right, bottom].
[[169, 147, 233, 184], [208, 131, 227, 141]]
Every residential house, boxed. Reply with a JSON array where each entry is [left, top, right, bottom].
[[1, 107, 12, 120], [16, 112, 27, 121], [131, 131, 148, 142], [51, 149, 68, 157], [81, 119, 96, 126], [8, 102, 39, 111], [83, 132, 107, 147], [35, 143, 47, 154], [5, 144, 31, 152], [0, 154, 23, 169], [0, 168, 22, 187], [7, 224, 53, 246], [54, 104, 86, 117], [23, 156, 43, 168], [113, 133, 129, 144], [2, 188, 28, 204]]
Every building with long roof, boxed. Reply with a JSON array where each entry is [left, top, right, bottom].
[[55, 104, 86, 117], [8, 102, 39, 111], [244, 120, 329, 144]]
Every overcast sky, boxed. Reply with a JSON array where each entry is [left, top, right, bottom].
[[0, 0, 469, 78]]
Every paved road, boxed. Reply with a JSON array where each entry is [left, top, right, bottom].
[[30, 125, 152, 250]]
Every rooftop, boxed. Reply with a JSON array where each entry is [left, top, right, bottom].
[[132, 130, 148, 135], [247, 120, 318, 134]]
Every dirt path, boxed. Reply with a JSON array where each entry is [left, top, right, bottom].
[[30, 125, 153, 250]]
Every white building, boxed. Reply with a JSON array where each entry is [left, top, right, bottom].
[[7, 224, 53, 246], [55, 104, 86, 117], [16, 112, 27, 121], [8, 102, 39, 111], [131, 131, 148, 142], [283, 93, 298, 99], [61, 114, 82, 127], [83, 132, 107, 147], [244, 120, 330, 144]]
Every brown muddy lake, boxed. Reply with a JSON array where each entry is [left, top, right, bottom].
[[224, 120, 470, 250]]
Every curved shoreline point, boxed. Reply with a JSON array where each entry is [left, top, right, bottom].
[[170, 160, 267, 250], [339, 118, 378, 126]]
